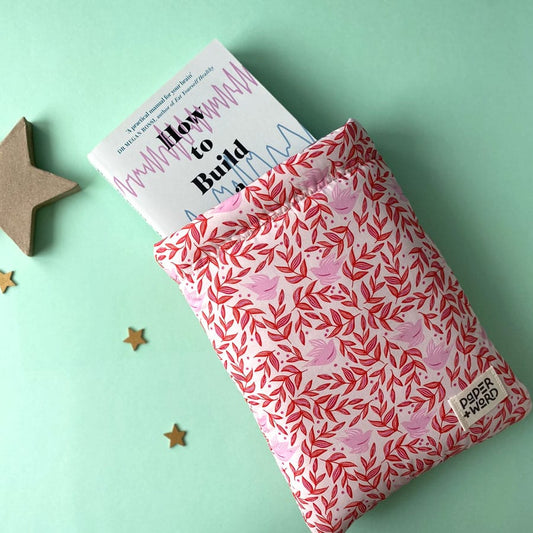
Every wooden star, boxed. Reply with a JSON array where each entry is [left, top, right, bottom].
[[123, 327, 147, 351], [0, 118, 80, 255], [164, 424, 186, 448], [0, 270, 15, 293]]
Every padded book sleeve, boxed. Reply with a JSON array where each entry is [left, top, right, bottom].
[[154, 120, 531, 533]]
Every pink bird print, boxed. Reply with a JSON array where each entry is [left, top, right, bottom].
[[257, 415, 268, 431], [244, 274, 279, 300], [182, 285, 204, 314], [164, 265, 179, 282], [270, 438, 296, 462], [393, 319, 424, 347], [301, 167, 329, 189], [213, 192, 242, 213], [330, 182, 357, 214], [256, 414, 268, 433], [402, 411, 432, 438], [311, 255, 342, 285], [341, 428, 372, 454], [424, 339, 450, 370], [252, 407, 270, 434], [306, 339, 336, 367]]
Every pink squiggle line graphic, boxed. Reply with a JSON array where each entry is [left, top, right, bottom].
[[113, 61, 259, 198]]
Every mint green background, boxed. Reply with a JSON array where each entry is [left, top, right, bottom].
[[1, 2, 532, 532]]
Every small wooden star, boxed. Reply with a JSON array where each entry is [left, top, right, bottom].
[[164, 424, 186, 448], [0, 270, 16, 293], [0, 118, 80, 255], [123, 327, 147, 351]]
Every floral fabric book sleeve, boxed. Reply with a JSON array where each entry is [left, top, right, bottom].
[[154, 120, 531, 533]]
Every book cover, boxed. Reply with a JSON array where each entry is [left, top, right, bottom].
[[88, 40, 315, 237]]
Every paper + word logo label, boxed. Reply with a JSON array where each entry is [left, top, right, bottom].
[[448, 366, 508, 430]]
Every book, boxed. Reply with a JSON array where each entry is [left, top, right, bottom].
[[88, 40, 315, 237]]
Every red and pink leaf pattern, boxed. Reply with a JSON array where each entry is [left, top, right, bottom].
[[154, 120, 531, 533]]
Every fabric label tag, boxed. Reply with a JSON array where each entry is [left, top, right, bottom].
[[448, 366, 508, 430]]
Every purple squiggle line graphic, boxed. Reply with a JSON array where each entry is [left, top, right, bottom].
[[113, 61, 258, 198]]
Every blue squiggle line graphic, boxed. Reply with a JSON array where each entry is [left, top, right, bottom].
[[185, 123, 315, 221]]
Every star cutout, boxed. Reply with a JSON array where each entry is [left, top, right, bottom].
[[164, 424, 186, 448], [0, 118, 80, 255], [123, 327, 147, 351], [0, 270, 15, 293]]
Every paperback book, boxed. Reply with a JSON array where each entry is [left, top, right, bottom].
[[88, 40, 315, 236]]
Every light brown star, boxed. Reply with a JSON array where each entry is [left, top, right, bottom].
[[123, 327, 147, 351], [164, 424, 186, 448], [0, 118, 80, 255], [0, 270, 15, 293]]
